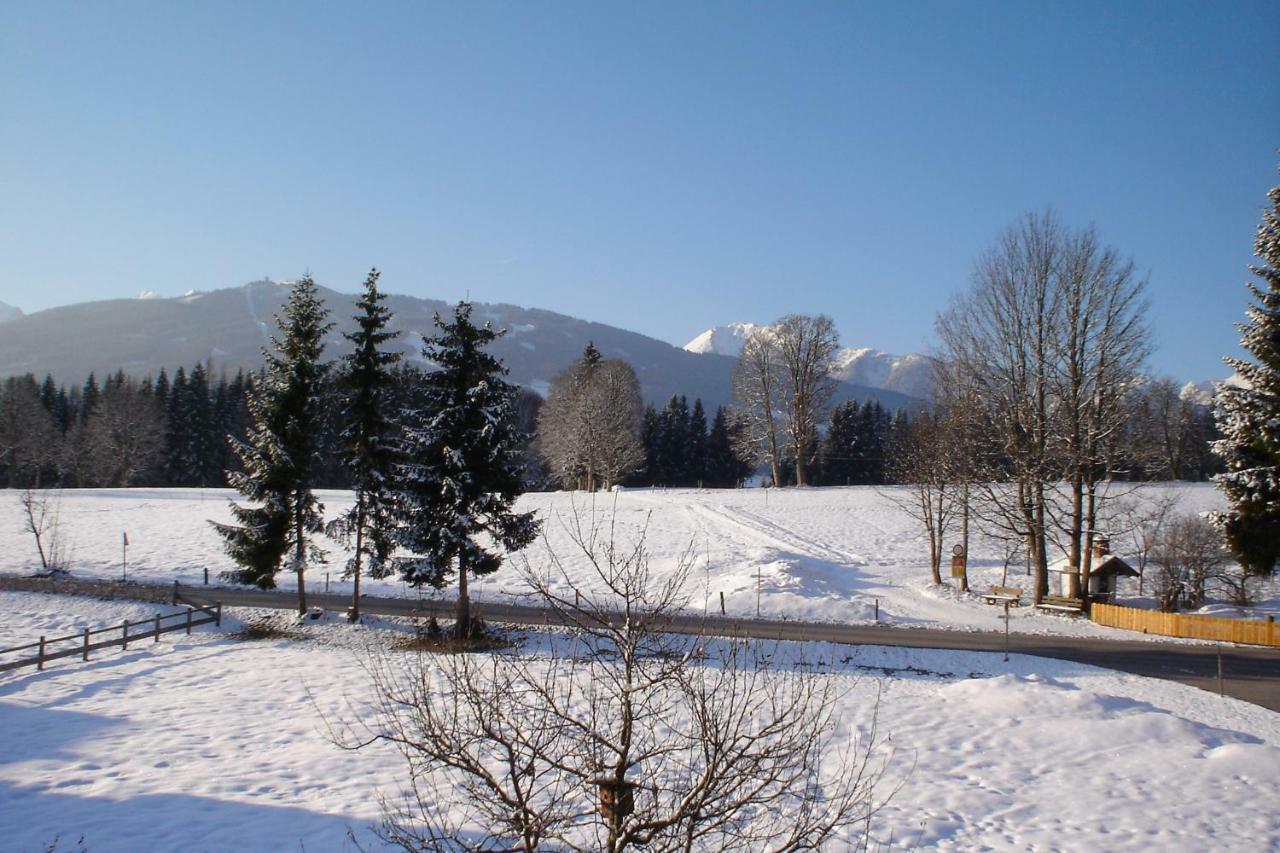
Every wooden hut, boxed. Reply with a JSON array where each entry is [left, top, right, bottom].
[[1051, 537, 1138, 602]]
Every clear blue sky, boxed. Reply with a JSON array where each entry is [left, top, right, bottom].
[[2, 2, 1277, 381]]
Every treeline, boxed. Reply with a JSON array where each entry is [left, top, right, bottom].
[[0, 364, 543, 490], [631, 396, 906, 488], [0, 363, 1220, 492]]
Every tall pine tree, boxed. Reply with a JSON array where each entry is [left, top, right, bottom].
[[328, 269, 402, 621], [1214, 173, 1280, 575], [393, 302, 539, 639], [213, 275, 333, 612]]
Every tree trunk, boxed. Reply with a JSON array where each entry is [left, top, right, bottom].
[[959, 483, 970, 592], [1033, 483, 1049, 603], [295, 513, 308, 616], [351, 492, 365, 622], [454, 555, 471, 639]]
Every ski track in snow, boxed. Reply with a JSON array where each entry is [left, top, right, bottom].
[[0, 483, 1272, 640]]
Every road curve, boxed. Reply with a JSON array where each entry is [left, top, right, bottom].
[[4, 574, 1278, 712]]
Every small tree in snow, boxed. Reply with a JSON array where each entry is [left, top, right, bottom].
[[1150, 514, 1228, 612], [392, 302, 539, 639], [327, 269, 401, 622], [1213, 172, 1280, 575], [213, 275, 332, 613]]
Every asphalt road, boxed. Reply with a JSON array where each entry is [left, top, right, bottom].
[[5, 575, 1278, 711]]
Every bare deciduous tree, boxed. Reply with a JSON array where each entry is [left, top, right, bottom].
[[0, 376, 59, 488], [773, 314, 840, 487], [732, 316, 839, 487], [20, 489, 67, 572], [885, 411, 957, 586], [731, 328, 786, 486], [1114, 489, 1180, 596], [540, 347, 645, 491], [82, 379, 165, 487], [937, 211, 1149, 606], [1150, 514, 1228, 612], [335, 512, 897, 851]]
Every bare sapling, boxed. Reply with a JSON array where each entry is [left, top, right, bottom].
[[20, 488, 66, 572], [329, 504, 900, 852]]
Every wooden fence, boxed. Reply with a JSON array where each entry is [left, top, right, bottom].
[[0, 600, 222, 674], [1091, 603, 1279, 647]]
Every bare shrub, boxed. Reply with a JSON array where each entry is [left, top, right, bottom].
[[20, 488, 68, 572], [1151, 514, 1229, 612], [333, 512, 898, 851]]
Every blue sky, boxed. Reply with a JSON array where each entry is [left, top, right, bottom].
[[2, 2, 1277, 380]]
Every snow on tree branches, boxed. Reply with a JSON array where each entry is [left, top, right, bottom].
[[212, 275, 332, 613], [392, 301, 540, 638], [1213, 173, 1280, 575]]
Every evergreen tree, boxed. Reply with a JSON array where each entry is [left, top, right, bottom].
[[393, 301, 539, 639], [80, 372, 99, 425], [657, 395, 691, 484], [688, 398, 708, 487], [705, 406, 744, 487], [165, 367, 192, 485], [822, 400, 861, 486], [1214, 174, 1280, 575], [213, 275, 333, 612], [154, 367, 170, 412], [328, 269, 402, 621], [39, 375, 58, 415], [639, 402, 661, 484]]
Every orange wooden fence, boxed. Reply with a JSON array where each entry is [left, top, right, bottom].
[[1091, 603, 1279, 647]]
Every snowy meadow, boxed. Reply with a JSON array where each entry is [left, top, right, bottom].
[[1, 484, 1278, 851], [0, 483, 1267, 637]]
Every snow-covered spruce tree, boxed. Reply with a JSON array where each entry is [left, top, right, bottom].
[[1214, 175, 1280, 575], [327, 269, 401, 621], [213, 275, 333, 613], [393, 301, 539, 639]]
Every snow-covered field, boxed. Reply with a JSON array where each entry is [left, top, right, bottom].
[[2, 484, 1274, 639], [1, 592, 1277, 852]]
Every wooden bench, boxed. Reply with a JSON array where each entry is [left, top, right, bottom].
[[1036, 595, 1084, 614], [983, 586, 1024, 606]]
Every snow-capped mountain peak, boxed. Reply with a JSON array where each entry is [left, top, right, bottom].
[[684, 322, 935, 400], [683, 322, 767, 358]]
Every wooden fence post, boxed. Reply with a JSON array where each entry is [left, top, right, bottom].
[[154, 614, 161, 643], [1269, 614, 1275, 646], [37, 636, 45, 671], [83, 626, 90, 661], [172, 580, 179, 605], [186, 608, 193, 635], [719, 591, 725, 615], [215, 602, 222, 627], [122, 620, 130, 651]]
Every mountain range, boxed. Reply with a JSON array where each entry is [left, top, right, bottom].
[[0, 282, 922, 412], [683, 322, 936, 400]]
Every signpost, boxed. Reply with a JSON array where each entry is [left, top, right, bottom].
[[122, 531, 129, 582], [950, 544, 966, 579]]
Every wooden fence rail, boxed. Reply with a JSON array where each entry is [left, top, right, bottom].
[[1091, 603, 1279, 647], [0, 601, 221, 674]]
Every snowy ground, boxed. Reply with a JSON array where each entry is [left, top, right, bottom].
[[1, 591, 1277, 852], [2, 484, 1275, 641]]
